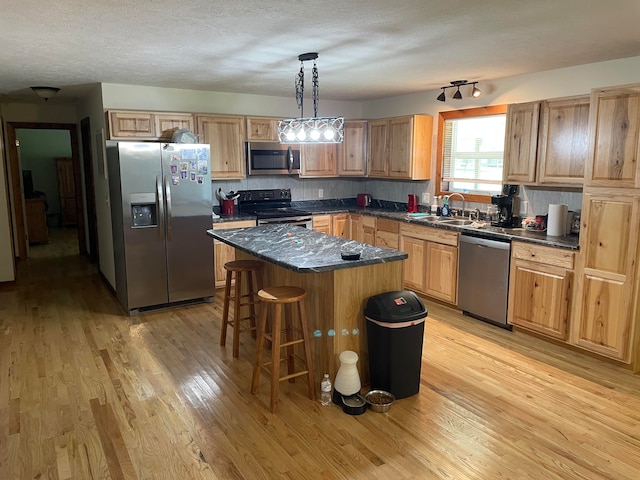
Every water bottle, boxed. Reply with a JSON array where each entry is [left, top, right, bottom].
[[320, 373, 332, 405]]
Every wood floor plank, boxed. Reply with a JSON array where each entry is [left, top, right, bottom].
[[1, 232, 639, 479]]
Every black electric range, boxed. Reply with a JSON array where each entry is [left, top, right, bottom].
[[237, 189, 312, 226]]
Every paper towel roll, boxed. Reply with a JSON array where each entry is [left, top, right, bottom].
[[547, 204, 568, 236]]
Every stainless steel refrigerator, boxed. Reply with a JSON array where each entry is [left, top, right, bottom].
[[107, 141, 214, 315]]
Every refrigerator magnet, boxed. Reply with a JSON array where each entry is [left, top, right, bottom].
[[170, 164, 178, 174], [197, 175, 204, 184], [197, 160, 208, 175], [181, 149, 196, 160], [180, 170, 188, 180], [189, 159, 197, 170], [172, 176, 180, 185], [197, 148, 208, 160], [180, 162, 188, 171], [190, 172, 196, 182], [170, 154, 180, 163]]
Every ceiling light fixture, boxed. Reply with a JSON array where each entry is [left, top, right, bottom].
[[30, 86, 60, 101], [436, 80, 481, 102], [278, 53, 344, 144]]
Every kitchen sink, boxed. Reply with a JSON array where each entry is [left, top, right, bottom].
[[439, 218, 473, 226]]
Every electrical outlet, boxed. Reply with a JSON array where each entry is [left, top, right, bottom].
[[422, 192, 430, 204], [318, 189, 324, 198]]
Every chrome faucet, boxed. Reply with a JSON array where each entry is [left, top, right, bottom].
[[446, 193, 465, 218]]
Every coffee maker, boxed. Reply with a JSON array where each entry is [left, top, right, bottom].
[[490, 184, 519, 227]]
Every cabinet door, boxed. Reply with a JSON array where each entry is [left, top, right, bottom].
[[312, 214, 332, 234], [425, 242, 457, 303], [572, 192, 640, 361], [107, 110, 154, 139], [196, 115, 246, 179], [375, 218, 399, 250], [400, 235, 426, 293], [300, 144, 338, 177], [155, 114, 195, 141], [389, 116, 413, 179], [332, 213, 348, 238], [246, 117, 279, 141], [508, 259, 572, 340], [503, 102, 540, 184], [56, 157, 77, 226], [586, 87, 640, 188], [537, 96, 590, 186], [348, 214, 362, 242], [368, 120, 389, 177], [212, 220, 256, 287], [338, 121, 367, 176]]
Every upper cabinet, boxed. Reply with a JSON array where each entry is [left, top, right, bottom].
[[368, 115, 433, 180], [585, 85, 640, 188], [338, 120, 368, 176], [246, 116, 280, 142], [503, 96, 590, 186], [107, 110, 194, 141], [300, 144, 339, 177], [538, 96, 590, 185], [195, 115, 246, 179]]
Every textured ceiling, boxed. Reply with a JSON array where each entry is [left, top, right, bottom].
[[1, 0, 640, 104]]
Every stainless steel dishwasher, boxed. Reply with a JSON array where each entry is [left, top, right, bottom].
[[458, 234, 511, 329]]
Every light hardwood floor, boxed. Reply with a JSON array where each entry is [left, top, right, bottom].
[[1, 250, 639, 479]]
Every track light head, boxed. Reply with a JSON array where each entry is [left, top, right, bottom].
[[453, 87, 462, 99], [471, 83, 482, 98], [436, 89, 446, 102]]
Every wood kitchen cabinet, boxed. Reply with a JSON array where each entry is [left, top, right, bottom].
[[503, 101, 541, 184], [212, 220, 256, 287], [300, 143, 338, 177], [196, 115, 246, 179], [374, 218, 399, 250], [585, 85, 640, 188], [107, 110, 194, 141], [537, 95, 590, 185], [368, 115, 432, 180], [508, 242, 575, 340], [571, 191, 640, 363], [503, 96, 590, 186], [338, 120, 368, 176], [332, 213, 348, 238], [347, 214, 375, 244], [399, 223, 458, 304], [55, 157, 77, 226], [312, 214, 332, 235], [246, 116, 280, 142]]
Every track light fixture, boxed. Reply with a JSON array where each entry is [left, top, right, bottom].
[[436, 80, 481, 102]]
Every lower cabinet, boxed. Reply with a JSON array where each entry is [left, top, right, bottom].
[[374, 218, 399, 249], [332, 213, 348, 238], [399, 223, 458, 304], [212, 220, 256, 287], [348, 213, 376, 244], [508, 242, 574, 340], [312, 214, 332, 234]]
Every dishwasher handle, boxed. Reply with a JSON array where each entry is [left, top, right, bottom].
[[460, 234, 511, 251]]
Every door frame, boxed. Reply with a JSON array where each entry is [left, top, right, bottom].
[[7, 122, 85, 260]]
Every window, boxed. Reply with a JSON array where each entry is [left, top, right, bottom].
[[436, 105, 507, 203]]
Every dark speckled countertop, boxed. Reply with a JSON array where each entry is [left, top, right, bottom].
[[212, 200, 580, 251], [206, 224, 408, 273]]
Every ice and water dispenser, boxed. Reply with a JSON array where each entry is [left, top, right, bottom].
[[130, 193, 157, 228]]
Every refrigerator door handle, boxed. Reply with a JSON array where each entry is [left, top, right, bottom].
[[164, 175, 173, 241], [156, 175, 165, 239]]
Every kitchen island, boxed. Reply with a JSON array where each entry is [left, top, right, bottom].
[[206, 224, 408, 384]]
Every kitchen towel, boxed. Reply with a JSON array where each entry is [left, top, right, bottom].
[[547, 204, 568, 236]]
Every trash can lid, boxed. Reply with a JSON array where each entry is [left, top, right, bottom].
[[365, 290, 427, 323]]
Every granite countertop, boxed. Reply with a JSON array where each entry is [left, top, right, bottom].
[[211, 203, 580, 250], [206, 224, 408, 273]]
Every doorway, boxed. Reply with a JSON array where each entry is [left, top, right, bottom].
[[6, 122, 86, 262]]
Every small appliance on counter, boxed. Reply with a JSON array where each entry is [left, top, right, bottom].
[[356, 193, 372, 207], [407, 194, 419, 213], [490, 184, 519, 227]]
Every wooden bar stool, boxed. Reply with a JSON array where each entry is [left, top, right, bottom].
[[220, 260, 264, 358], [251, 286, 316, 413]]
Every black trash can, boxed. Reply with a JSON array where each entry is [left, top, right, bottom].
[[365, 290, 427, 399]]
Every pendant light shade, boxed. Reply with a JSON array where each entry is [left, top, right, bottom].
[[278, 53, 344, 144], [453, 87, 462, 99]]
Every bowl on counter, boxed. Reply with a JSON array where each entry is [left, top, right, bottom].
[[364, 390, 395, 413]]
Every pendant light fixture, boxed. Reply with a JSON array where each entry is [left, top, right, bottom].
[[278, 53, 344, 144], [436, 80, 482, 102], [30, 86, 60, 101]]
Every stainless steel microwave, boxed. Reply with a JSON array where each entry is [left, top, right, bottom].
[[247, 142, 300, 175]]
